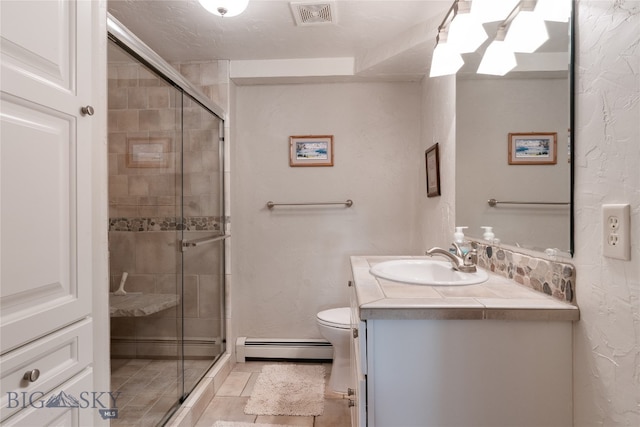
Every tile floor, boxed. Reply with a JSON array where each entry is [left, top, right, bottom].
[[194, 361, 351, 427], [111, 358, 213, 427]]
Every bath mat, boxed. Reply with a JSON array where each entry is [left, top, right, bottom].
[[244, 364, 325, 416], [213, 422, 293, 427]]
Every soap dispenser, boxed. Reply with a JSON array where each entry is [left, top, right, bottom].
[[454, 226, 468, 244], [481, 226, 495, 242], [453, 226, 470, 255]]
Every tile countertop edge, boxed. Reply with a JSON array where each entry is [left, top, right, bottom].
[[350, 255, 580, 322]]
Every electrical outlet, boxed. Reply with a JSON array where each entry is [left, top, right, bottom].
[[603, 204, 631, 260]]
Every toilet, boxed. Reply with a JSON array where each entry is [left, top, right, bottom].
[[316, 307, 351, 393]]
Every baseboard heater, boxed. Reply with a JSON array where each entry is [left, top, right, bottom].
[[236, 337, 333, 363]]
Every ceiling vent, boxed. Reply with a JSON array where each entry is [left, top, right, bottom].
[[290, 2, 336, 26]]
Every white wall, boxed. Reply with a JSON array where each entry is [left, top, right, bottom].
[[573, 1, 640, 425], [456, 78, 571, 251], [418, 74, 457, 250], [232, 82, 422, 339]]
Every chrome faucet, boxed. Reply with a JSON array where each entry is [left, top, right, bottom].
[[426, 243, 478, 273]]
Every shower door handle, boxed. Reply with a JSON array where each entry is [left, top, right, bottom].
[[181, 234, 230, 251]]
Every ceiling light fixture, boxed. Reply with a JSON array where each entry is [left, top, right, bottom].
[[447, 0, 488, 54], [477, 27, 516, 76], [429, 28, 464, 78], [504, 1, 549, 53], [198, 0, 249, 17], [470, 0, 519, 23], [429, 2, 464, 78], [429, 0, 556, 78], [534, 0, 571, 22]]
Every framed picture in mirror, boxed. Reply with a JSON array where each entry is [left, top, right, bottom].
[[425, 143, 441, 197], [508, 132, 557, 165]]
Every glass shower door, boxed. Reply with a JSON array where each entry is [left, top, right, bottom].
[[107, 39, 184, 426], [179, 93, 226, 395], [108, 32, 228, 424]]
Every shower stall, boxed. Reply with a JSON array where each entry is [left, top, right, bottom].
[[107, 17, 227, 426]]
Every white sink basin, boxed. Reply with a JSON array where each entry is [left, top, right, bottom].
[[369, 259, 489, 286]]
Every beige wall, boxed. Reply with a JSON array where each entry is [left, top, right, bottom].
[[418, 74, 457, 250], [232, 82, 423, 339]]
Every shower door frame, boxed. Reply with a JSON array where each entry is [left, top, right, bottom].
[[107, 15, 225, 120], [107, 11, 228, 413]]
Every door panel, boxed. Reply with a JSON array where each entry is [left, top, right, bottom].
[[1, 96, 76, 306], [0, 0, 92, 354], [0, 0, 75, 93]]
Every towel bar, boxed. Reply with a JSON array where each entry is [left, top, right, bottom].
[[266, 200, 353, 209], [488, 198, 569, 207]]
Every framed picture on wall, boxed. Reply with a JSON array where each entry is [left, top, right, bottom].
[[127, 137, 171, 168], [289, 135, 334, 167], [508, 132, 557, 165], [425, 143, 441, 197]]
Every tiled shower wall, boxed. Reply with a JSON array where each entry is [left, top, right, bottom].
[[108, 58, 227, 358]]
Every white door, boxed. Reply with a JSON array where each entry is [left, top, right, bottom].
[[1, 0, 94, 353]]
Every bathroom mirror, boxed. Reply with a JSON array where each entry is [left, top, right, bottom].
[[455, 8, 574, 256]]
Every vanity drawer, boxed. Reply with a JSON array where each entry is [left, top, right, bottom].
[[0, 318, 93, 422], [2, 368, 94, 426]]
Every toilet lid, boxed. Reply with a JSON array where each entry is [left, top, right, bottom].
[[317, 307, 351, 329]]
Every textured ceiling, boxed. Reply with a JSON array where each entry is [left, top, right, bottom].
[[108, 0, 451, 81], [108, 0, 449, 61], [107, 0, 570, 82]]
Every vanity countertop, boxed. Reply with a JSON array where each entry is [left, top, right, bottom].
[[351, 256, 579, 321]]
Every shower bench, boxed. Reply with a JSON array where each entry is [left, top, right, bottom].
[[109, 293, 179, 317]]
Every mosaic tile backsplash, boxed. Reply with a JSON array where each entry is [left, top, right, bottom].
[[109, 216, 223, 232], [473, 242, 576, 303]]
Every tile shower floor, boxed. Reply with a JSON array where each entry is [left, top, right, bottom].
[[194, 361, 351, 427], [111, 358, 212, 427]]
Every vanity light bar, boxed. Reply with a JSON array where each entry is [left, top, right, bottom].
[[429, 1, 464, 77], [430, 0, 559, 78], [504, 0, 549, 53], [476, 1, 521, 75], [477, 27, 516, 76], [446, 1, 488, 54]]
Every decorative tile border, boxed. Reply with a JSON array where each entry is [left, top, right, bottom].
[[109, 216, 224, 232], [473, 242, 576, 303]]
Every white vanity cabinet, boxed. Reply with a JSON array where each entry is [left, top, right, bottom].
[[349, 281, 366, 427], [349, 256, 579, 427]]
